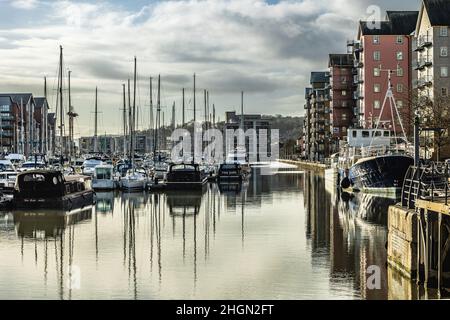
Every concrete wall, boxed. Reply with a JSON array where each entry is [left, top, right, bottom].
[[387, 205, 417, 279]]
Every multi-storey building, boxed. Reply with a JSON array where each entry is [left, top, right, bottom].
[[414, 0, 450, 101], [349, 11, 418, 133], [224, 111, 272, 162], [0, 93, 53, 156], [328, 54, 356, 152], [304, 72, 331, 161]]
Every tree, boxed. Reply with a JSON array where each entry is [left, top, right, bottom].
[[409, 91, 450, 161]]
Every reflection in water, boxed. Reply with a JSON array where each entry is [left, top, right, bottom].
[[0, 167, 425, 299]]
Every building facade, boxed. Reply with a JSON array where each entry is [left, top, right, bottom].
[[414, 0, 450, 101], [349, 11, 418, 133], [328, 54, 356, 153]]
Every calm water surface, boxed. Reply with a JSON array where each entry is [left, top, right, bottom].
[[0, 166, 405, 300]]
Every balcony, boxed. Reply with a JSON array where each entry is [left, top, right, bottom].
[[413, 57, 433, 70], [353, 60, 364, 68], [414, 35, 433, 51], [413, 76, 433, 89], [353, 91, 364, 100], [353, 76, 364, 85]]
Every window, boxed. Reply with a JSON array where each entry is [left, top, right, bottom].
[[441, 26, 448, 37], [0, 105, 10, 112], [374, 67, 381, 77], [374, 84, 381, 93], [343, 127, 347, 133], [374, 100, 381, 109], [397, 84, 404, 93], [362, 131, 370, 138], [374, 51, 381, 61], [373, 35, 380, 44], [441, 47, 448, 57], [342, 114, 348, 121], [442, 88, 448, 96], [352, 131, 357, 138], [342, 90, 347, 96], [396, 51, 404, 60], [342, 101, 348, 108], [441, 67, 449, 77], [396, 36, 404, 44], [397, 100, 403, 108], [397, 67, 404, 77]]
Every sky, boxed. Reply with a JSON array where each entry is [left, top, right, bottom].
[[0, 0, 421, 137]]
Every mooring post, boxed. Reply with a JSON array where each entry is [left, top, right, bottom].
[[438, 212, 442, 297], [416, 209, 421, 284], [425, 209, 429, 286]]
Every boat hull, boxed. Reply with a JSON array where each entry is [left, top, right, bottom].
[[165, 180, 207, 191], [349, 155, 414, 195], [14, 190, 95, 211], [120, 179, 146, 191], [92, 179, 116, 190]]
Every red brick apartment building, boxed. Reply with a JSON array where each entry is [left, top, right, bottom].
[[349, 11, 418, 133]]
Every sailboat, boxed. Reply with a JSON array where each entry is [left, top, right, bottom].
[[120, 57, 148, 192]]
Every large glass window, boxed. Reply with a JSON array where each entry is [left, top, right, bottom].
[[441, 67, 449, 78], [440, 26, 448, 37]]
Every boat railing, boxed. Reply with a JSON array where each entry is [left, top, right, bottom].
[[401, 162, 450, 210]]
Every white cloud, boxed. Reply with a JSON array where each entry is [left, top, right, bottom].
[[10, 0, 39, 10], [0, 0, 421, 136]]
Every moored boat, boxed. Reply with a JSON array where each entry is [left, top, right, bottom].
[[217, 163, 244, 182], [166, 163, 207, 190], [92, 165, 116, 190], [13, 170, 95, 210]]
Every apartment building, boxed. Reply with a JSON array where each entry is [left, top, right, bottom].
[[349, 11, 418, 133], [414, 0, 450, 101], [304, 72, 331, 162], [328, 54, 356, 152]]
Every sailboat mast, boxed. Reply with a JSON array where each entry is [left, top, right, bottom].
[[59, 45, 64, 158], [132, 57, 137, 166], [150, 77, 154, 153], [94, 87, 98, 153], [182, 88, 185, 128], [122, 83, 127, 156], [68, 70, 72, 158], [241, 91, 244, 131], [193, 74, 196, 164], [155, 74, 161, 158], [43, 76, 47, 154], [128, 79, 131, 161]]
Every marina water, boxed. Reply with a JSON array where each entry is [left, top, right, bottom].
[[0, 165, 416, 299]]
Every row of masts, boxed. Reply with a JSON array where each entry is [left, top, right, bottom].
[[54, 49, 245, 162]]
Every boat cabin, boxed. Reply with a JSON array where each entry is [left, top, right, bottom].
[[347, 129, 392, 148]]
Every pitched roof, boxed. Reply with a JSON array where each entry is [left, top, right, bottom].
[[0, 93, 34, 105], [310, 72, 329, 84], [360, 11, 418, 35], [0, 96, 14, 106], [328, 54, 353, 67], [423, 0, 450, 26], [34, 97, 49, 109]]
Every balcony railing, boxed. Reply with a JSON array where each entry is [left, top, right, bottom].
[[413, 75, 433, 89], [413, 57, 433, 70], [414, 35, 433, 51], [353, 91, 364, 100]]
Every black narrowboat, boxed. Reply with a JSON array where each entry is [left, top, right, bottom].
[[13, 170, 95, 210]]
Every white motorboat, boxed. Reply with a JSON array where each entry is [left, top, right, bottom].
[[121, 168, 148, 191], [92, 165, 116, 190]]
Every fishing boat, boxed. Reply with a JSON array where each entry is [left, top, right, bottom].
[[165, 163, 207, 190], [13, 170, 95, 210], [92, 164, 116, 190]]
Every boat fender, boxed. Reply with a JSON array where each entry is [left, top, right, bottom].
[[340, 177, 351, 189]]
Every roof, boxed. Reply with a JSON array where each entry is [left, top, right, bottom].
[[328, 54, 353, 67], [310, 72, 329, 84], [423, 0, 450, 26], [359, 10, 418, 36], [0, 96, 14, 106], [34, 97, 49, 109], [0, 93, 34, 105]]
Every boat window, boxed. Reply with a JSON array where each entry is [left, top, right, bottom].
[[171, 165, 195, 171], [374, 131, 382, 137], [96, 168, 112, 179], [384, 131, 390, 137], [53, 177, 58, 185], [24, 174, 46, 182], [352, 131, 357, 138], [221, 164, 239, 170], [362, 131, 370, 138]]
